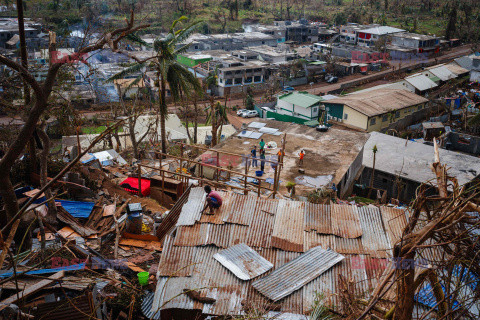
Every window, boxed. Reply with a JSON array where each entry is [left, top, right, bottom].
[[418, 105, 423, 111], [313, 107, 318, 113], [395, 111, 400, 118], [370, 118, 376, 126], [344, 113, 348, 120], [382, 114, 388, 122]]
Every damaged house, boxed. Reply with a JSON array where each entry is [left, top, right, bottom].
[[145, 187, 410, 319]]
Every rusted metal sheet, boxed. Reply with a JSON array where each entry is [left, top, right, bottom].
[[176, 187, 206, 226], [228, 224, 249, 247], [252, 246, 344, 301], [213, 243, 273, 280], [272, 200, 305, 252], [357, 206, 390, 258], [304, 232, 334, 251], [157, 235, 197, 277], [334, 236, 366, 255], [330, 204, 362, 238], [174, 223, 232, 248], [245, 198, 278, 249], [155, 185, 192, 241], [304, 203, 332, 234], [380, 206, 408, 248], [222, 193, 258, 226]]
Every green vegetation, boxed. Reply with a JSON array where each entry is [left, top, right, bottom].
[[82, 125, 123, 134], [3, 0, 475, 41]]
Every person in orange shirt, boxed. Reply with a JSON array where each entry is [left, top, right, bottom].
[[299, 150, 305, 167]]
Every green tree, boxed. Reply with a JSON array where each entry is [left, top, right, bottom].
[[205, 100, 228, 147], [109, 16, 202, 154]]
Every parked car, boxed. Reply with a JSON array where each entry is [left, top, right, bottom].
[[315, 124, 329, 132], [236, 109, 247, 116], [325, 74, 338, 83], [242, 110, 258, 118], [283, 86, 294, 92]]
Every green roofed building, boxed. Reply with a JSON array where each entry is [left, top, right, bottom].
[[275, 91, 324, 121], [177, 53, 212, 68]]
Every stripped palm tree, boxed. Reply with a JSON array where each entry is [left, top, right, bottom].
[[109, 16, 202, 154], [205, 100, 228, 147]]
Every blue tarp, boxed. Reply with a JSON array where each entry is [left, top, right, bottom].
[[56, 200, 95, 218], [0, 263, 85, 278]]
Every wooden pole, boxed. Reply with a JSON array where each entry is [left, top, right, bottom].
[[161, 170, 165, 204], [137, 164, 142, 197], [180, 143, 184, 171], [244, 156, 248, 195], [216, 151, 220, 181]]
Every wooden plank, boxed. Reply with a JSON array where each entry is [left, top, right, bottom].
[[119, 238, 162, 251], [103, 204, 116, 217], [0, 219, 20, 268], [0, 270, 65, 311]]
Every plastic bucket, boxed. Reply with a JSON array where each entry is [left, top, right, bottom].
[[137, 271, 149, 285], [255, 170, 264, 177]]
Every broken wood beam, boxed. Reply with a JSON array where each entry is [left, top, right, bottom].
[[0, 270, 65, 311]]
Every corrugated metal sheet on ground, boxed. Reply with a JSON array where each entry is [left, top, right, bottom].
[[252, 246, 344, 301], [259, 127, 279, 134], [213, 243, 273, 280], [157, 235, 197, 277], [248, 122, 267, 129], [176, 187, 206, 226], [331, 204, 362, 238], [272, 200, 305, 252], [55, 200, 94, 219], [222, 193, 258, 226], [34, 293, 94, 320], [380, 206, 408, 249], [357, 206, 390, 258], [245, 198, 278, 248], [304, 203, 332, 234]]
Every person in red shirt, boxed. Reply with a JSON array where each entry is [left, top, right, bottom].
[[203, 185, 223, 215], [299, 150, 305, 167]]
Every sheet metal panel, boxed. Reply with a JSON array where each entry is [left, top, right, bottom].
[[176, 187, 206, 226], [213, 243, 273, 280], [245, 198, 278, 248], [248, 122, 267, 129], [157, 235, 198, 277], [304, 203, 332, 234], [330, 204, 362, 238], [357, 206, 390, 258], [304, 232, 334, 251], [223, 193, 258, 226], [252, 246, 344, 301], [272, 200, 305, 252], [334, 236, 366, 255], [380, 206, 408, 249]]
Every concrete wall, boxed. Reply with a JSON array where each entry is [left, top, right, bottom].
[[338, 145, 364, 198], [446, 132, 480, 156], [342, 105, 368, 130]]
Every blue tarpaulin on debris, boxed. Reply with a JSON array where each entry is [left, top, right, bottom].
[[56, 200, 95, 218], [414, 265, 479, 310], [0, 263, 85, 278]]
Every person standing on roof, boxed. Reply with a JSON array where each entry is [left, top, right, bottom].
[[299, 149, 305, 167], [259, 138, 265, 151], [202, 185, 223, 215], [251, 145, 257, 168]]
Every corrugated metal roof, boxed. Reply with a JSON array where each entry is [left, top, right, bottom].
[[331, 204, 362, 238], [176, 187, 206, 226], [404, 74, 438, 91], [245, 198, 278, 248], [357, 206, 390, 258], [222, 193, 257, 226], [198, 191, 230, 224], [157, 235, 198, 277], [213, 243, 273, 280], [426, 65, 457, 81], [252, 246, 345, 301], [380, 206, 408, 249], [304, 203, 331, 234], [446, 63, 469, 76], [272, 200, 305, 252]]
